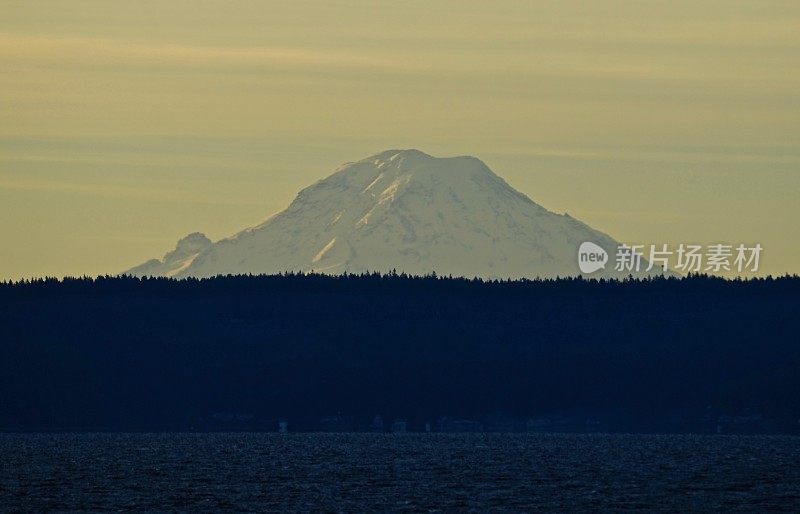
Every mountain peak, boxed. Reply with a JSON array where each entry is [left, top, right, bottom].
[[125, 232, 211, 278], [169, 232, 212, 259], [126, 150, 646, 279], [364, 149, 433, 162], [176, 232, 211, 247], [364, 148, 488, 166]]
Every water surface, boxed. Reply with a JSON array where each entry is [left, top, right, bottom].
[[1, 433, 799, 512]]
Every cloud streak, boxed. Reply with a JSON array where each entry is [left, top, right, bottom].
[[3, 31, 797, 85], [0, 33, 394, 71]]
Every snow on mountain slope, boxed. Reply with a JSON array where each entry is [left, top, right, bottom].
[[126, 150, 649, 279], [126, 232, 212, 278]]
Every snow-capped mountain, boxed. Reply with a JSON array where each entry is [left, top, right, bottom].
[[126, 149, 648, 279]]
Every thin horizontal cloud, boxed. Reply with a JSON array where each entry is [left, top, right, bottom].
[[0, 32, 391, 71], [2, 31, 795, 85], [490, 146, 800, 166], [0, 177, 260, 206]]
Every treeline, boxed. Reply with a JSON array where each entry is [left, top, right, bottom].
[[1, 273, 799, 433], [3, 271, 800, 294]]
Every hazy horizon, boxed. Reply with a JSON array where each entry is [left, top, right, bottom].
[[2, 1, 799, 279]]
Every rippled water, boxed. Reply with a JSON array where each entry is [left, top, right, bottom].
[[1, 433, 799, 512]]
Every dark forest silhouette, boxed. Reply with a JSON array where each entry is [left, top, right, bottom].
[[1, 273, 799, 433]]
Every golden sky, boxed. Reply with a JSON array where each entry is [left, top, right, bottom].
[[1, 1, 798, 278]]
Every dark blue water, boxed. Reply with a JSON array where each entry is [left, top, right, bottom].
[[1, 433, 799, 512]]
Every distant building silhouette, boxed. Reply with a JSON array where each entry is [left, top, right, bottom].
[[391, 421, 408, 433]]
